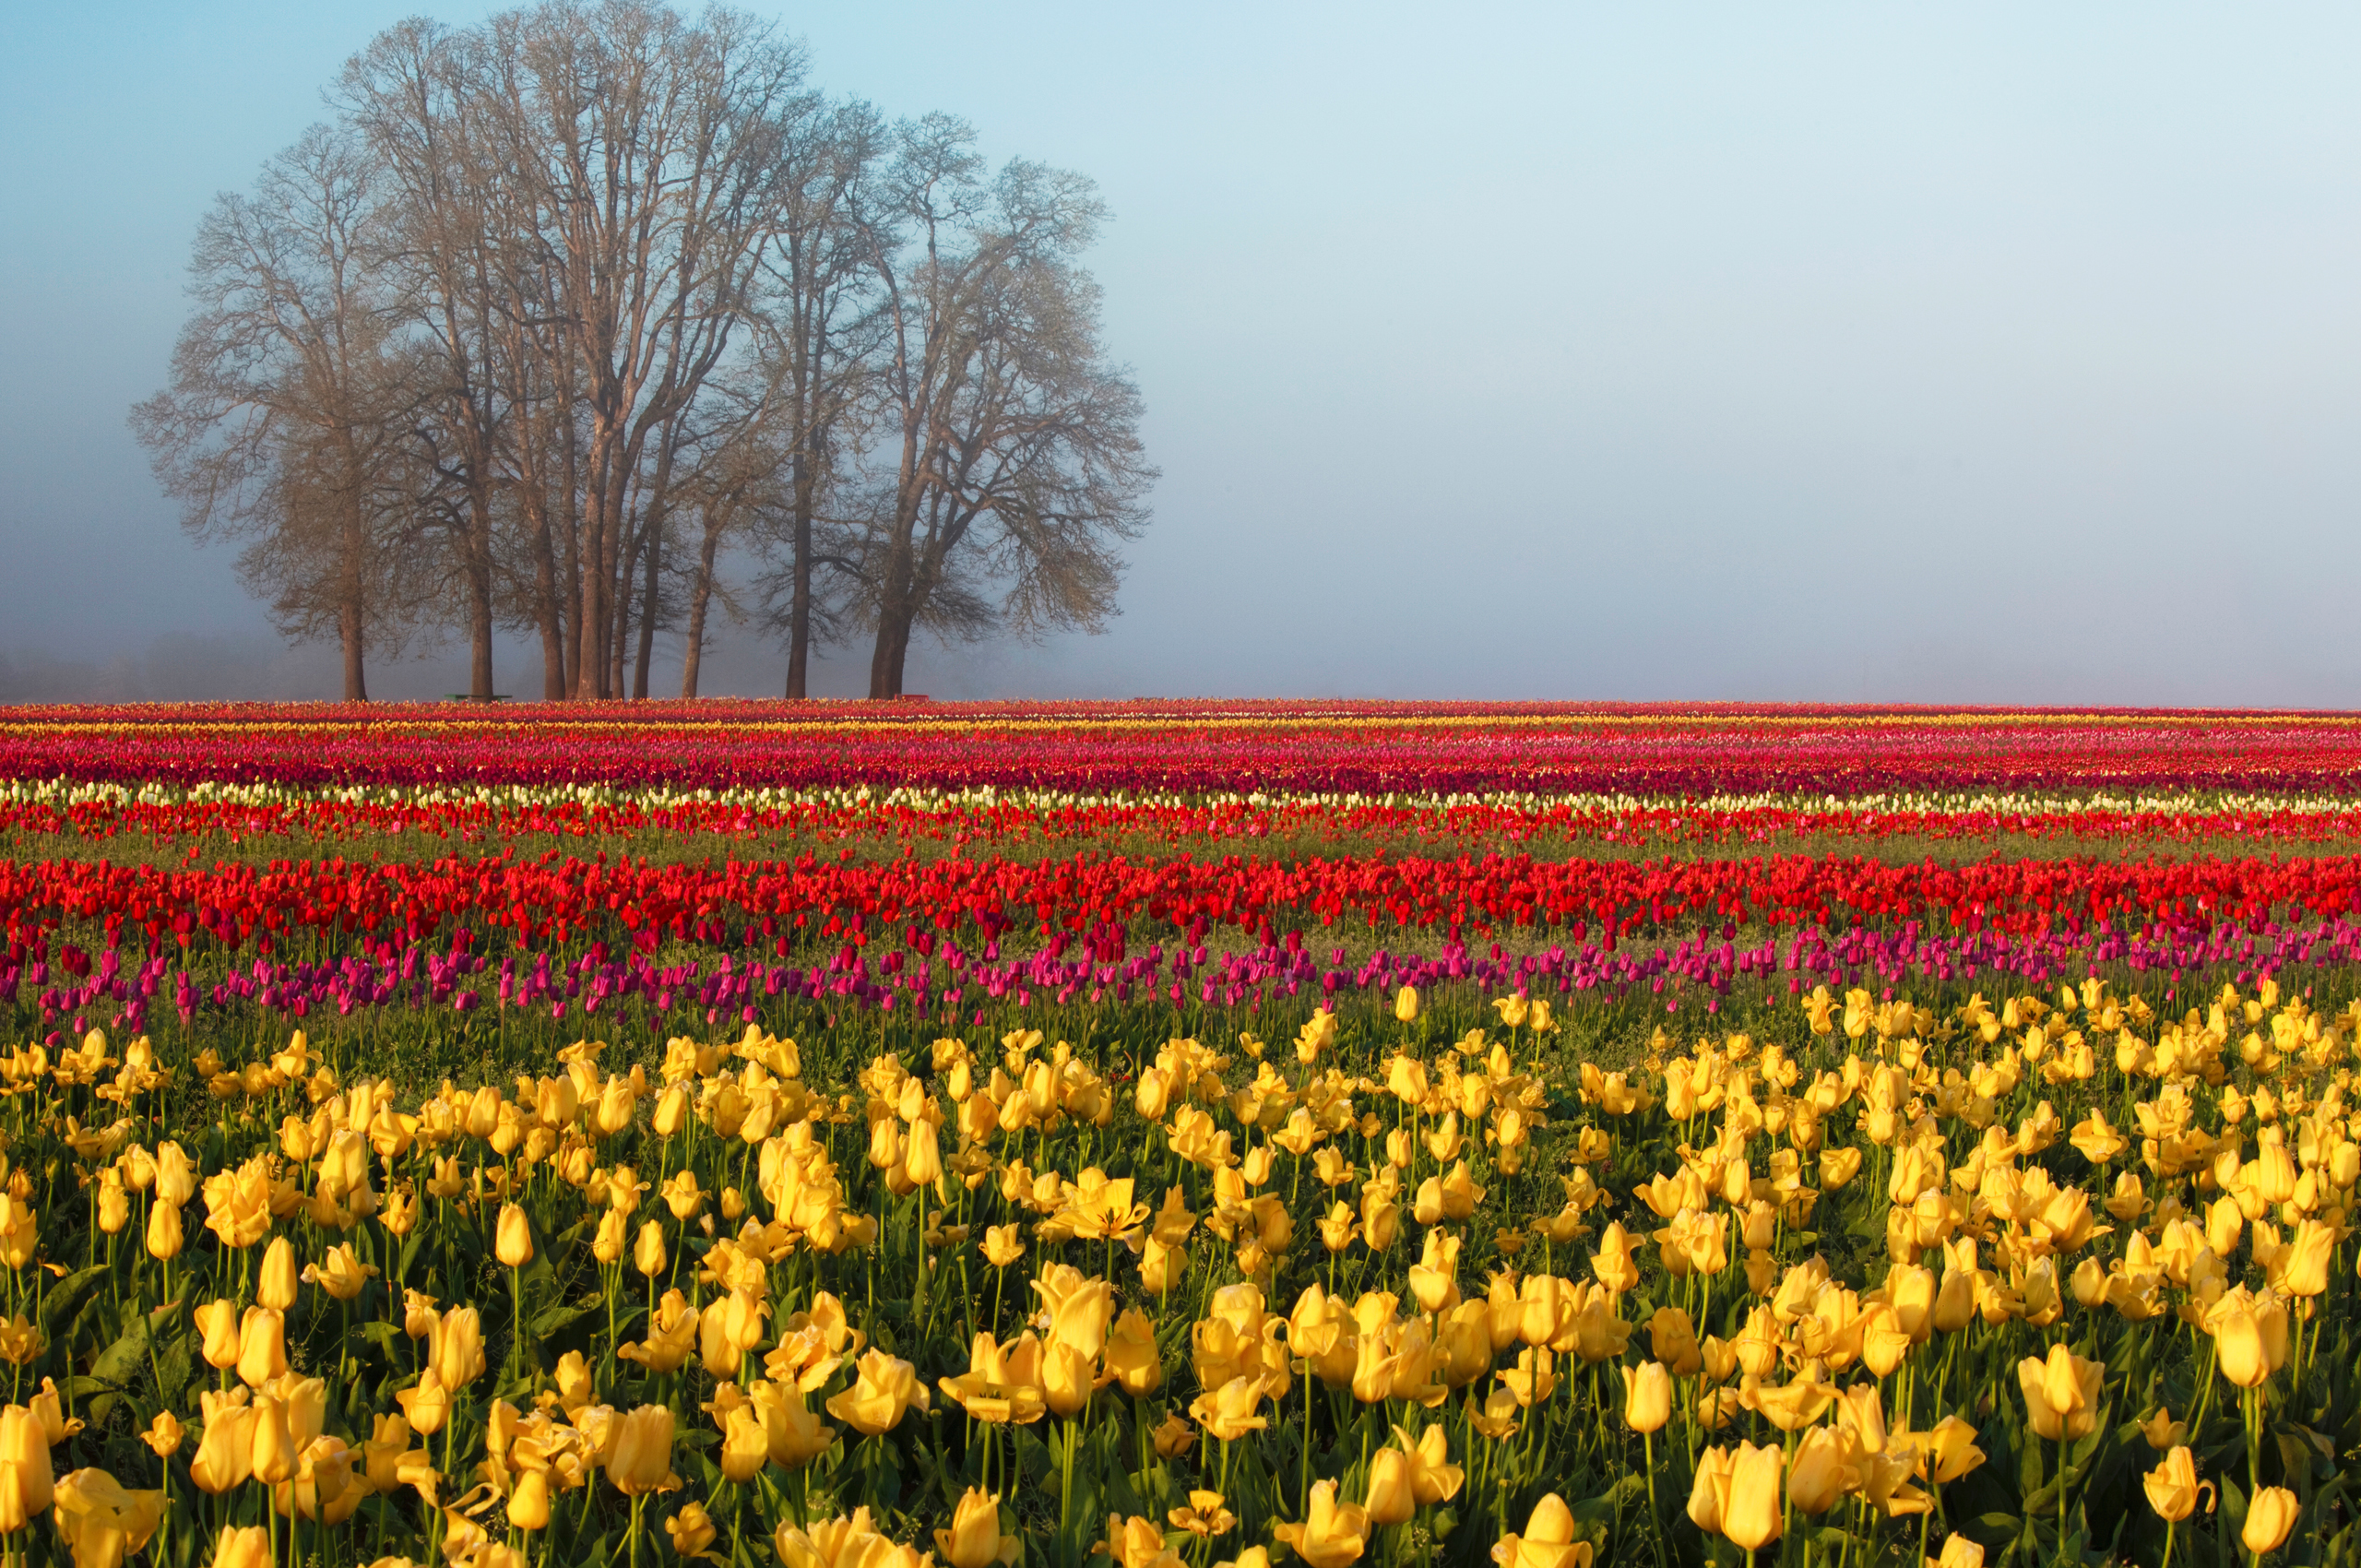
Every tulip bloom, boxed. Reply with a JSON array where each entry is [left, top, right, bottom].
[[1362, 1447, 1416, 1525], [2243, 1487, 2299, 1553], [1492, 1493, 1589, 1568], [1621, 1361, 1670, 1434], [825, 1350, 929, 1438], [208, 1526, 271, 1568], [933, 1489, 1018, 1568], [1691, 1442, 1782, 1551], [1787, 1428, 1858, 1515], [1272, 1480, 1369, 1568], [52, 1467, 165, 1568], [495, 1204, 534, 1267], [2141, 1446, 2210, 1524], [2016, 1343, 2104, 1441], [607, 1406, 678, 1496]]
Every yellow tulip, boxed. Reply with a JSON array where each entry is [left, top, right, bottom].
[[187, 1391, 255, 1494], [2141, 1446, 2211, 1524], [506, 1468, 552, 1532], [1394, 986, 1421, 1023], [1620, 1361, 1670, 1434], [51, 1467, 165, 1568], [393, 1368, 448, 1438], [825, 1350, 929, 1438], [433, 1307, 486, 1390], [663, 1503, 718, 1560], [607, 1406, 677, 1496], [248, 1397, 296, 1488], [235, 1309, 288, 1390], [303, 1245, 375, 1302], [495, 1205, 534, 1268], [143, 1201, 183, 1263], [1787, 1428, 1857, 1515], [1188, 1377, 1269, 1442], [1362, 1448, 1416, 1525], [256, 1238, 299, 1311], [2015, 1343, 2104, 1440], [2242, 1487, 2299, 1553], [1492, 1493, 1590, 1568], [1104, 1309, 1163, 1397], [208, 1526, 271, 1568], [1271, 1480, 1369, 1568], [1691, 1441, 1782, 1550], [933, 1488, 1017, 1568], [136, 1412, 184, 1461]]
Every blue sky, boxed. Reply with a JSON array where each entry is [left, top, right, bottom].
[[5, 4, 2359, 702]]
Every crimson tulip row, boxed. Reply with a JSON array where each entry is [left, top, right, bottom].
[[6, 849, 2359, 1041], [14, 701, 2361, 793]]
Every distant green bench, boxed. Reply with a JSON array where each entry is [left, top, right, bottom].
[[445, 695, 514, 702]]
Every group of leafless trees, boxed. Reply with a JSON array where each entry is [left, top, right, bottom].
[[133, 0, 1154, 700]]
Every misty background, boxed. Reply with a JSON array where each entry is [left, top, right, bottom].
[[5, 4, 2359, 704]]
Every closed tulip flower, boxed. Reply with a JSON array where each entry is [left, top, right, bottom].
[[1363, 1447, 1416, 1526], [256, 1238, 299, 1311], [1621, 1361, 1670, 1433], [143, 1201, 182, 1264], [0, 1406, 53, 1531], [1272, 1480, 1369, 1568], [934, 1488, 1018, 1568], [506, 1468, 552, 1532], [1788, 1428, 1858, 1515], [2242, 1487, 2299, 1553], [236, 1309, 288, 1390], [495, 1205, 533, 1268], [1687, 1446, 1732, 1536], [193, 1301, 240, 1372], [248, 1397, 296, 1488], [433, 1307, 486, 1390], [1104, 1309, 1163, 1397], [1690, 1442, 1782, 1551], [2270, 1219, 2334, 1298], [1042, 1342, 1094, 1420], [608, 1406, 678, 1496], [187, 1392, 255, 1494], [208, 1526, 270, 1568]]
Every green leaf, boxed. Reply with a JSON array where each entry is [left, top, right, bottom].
[[529, 1300, 599, 1338]]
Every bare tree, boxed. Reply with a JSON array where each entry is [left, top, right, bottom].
[[751, 98, 886, 697], [131, 124, 426, 699], [139, 5, 1154, 703], [475, 0, 810, 698], [854, 116, 1156, 698]]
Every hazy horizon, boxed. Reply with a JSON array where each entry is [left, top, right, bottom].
[[6, 4, 2360, 706]]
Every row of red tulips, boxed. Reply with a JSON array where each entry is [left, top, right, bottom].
[[7, 850, 2361, 959], [12, 702, 2361, 792]]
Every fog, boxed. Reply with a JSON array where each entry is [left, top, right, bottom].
[[6, 4, 2360, 704]]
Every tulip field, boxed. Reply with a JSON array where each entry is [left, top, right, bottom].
[[0, 702, 2356, 1568]]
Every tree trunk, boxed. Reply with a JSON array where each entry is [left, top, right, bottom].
[[531, 492, 568, 700], [468, 549, 495, 700], [340, 600, 368, 702], [633, 513, 660, 700], [682, 521, 721, 699], [786, 445, 813, 698]]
